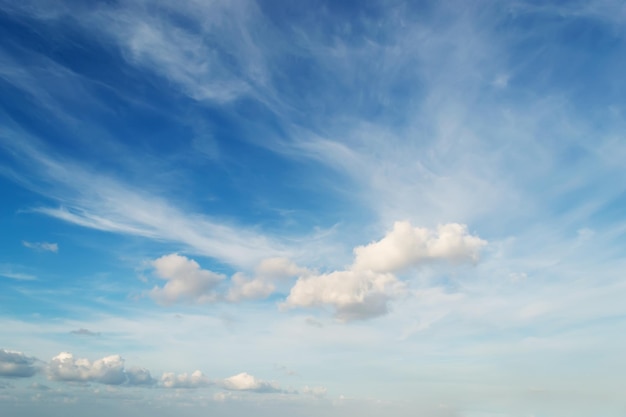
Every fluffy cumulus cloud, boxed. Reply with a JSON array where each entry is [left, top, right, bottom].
[[150, 253, 225, 304], [285, 270, 405, 321], [0, 349, 38, 378], [352, 222, 486, 273], [48, 352, 127, 385], [285, 222, 486, 320], [161, 370, 210, 388], [220, 372, 281, 393]]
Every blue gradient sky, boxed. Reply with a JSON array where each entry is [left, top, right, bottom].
[[1, 1, 626, 416]]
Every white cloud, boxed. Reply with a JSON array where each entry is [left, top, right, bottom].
[[0, 349, 38, 378], [150, 253, 225, 305], [161, 370, 210, 389], [284, 222, 485, 320], [284, 269, 405, 321], [22, 241, 58, 253], [353, 222, 486, 273], [255, 257, 310, 280], [220, 372, 280, 393], [47, 352, 127, 385], [227, 257, 310, 301], [227, 272, 275, 302]]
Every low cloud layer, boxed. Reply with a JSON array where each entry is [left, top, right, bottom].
[[1, 348, 294, 395], [0, 349, 38, 378]]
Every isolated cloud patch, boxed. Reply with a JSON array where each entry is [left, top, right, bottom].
[[220, 372, 280, 393], [150, 253, 225, 304], [352, 222, 486, 273], [0, 349, 38, 378], [161, 370, 210, 388], [22, 241, 58, 253], [70, 328, 100, 337], [48, 352, 127, 385]]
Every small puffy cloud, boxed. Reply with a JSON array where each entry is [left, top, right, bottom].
[[255, 257, 310, 280], [70, 328, 100, 337], [150, 254, 225, 305], [352, 222, 486, 273], [0, 349, 38, 378], [227, 258, 310, 302], [284, 269, 405, 321], [22, 241, 59, 253], [227, 272, 275, 301], [126, 367, 156, 386], [48, 352, 126, 385], [161, 370, 210, 388], [220, 372, 280, 393]]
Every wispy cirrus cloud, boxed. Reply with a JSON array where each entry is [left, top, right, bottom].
[[22, 241, 58, 253]]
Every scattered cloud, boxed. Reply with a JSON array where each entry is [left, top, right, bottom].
[[285, 222, 486, 320], [285, 269, 405, 321], [0, 349, 38, 378], [352, 222, 486, 273], [69, 328, 101, 337], [220, 372, 281, 393], [22, 241, 58, 253], [149, 253, 225, 305], [227, 272, 275, 302], [48, 352, 127, 385], [161, 370, 210, 389]]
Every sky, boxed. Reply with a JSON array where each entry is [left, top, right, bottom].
[[1, 0, 626, 416]]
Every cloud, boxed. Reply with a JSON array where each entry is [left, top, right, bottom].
[[352, 222, 486, 273], [285, 222, 485, 320], [126, 367, 156, 386], [161, 370, 210, 389], [150, 253, 225, 305], [285, 269, 404, 321], [227, 257, 310, 301], [48, 352, 126, 385], [69, 328, 101, 337], [22, 241, 58, 253], [220, 372, 280, 393], [302, 385, 327, 398], [227, 272, 275, 302], [255, 257, 310, 280], [0, 349, 38, 378]]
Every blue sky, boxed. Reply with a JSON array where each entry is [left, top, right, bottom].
[[1, 0, 626, 416]]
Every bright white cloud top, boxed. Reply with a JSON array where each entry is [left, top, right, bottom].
[[1, 0, 626, 416]]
